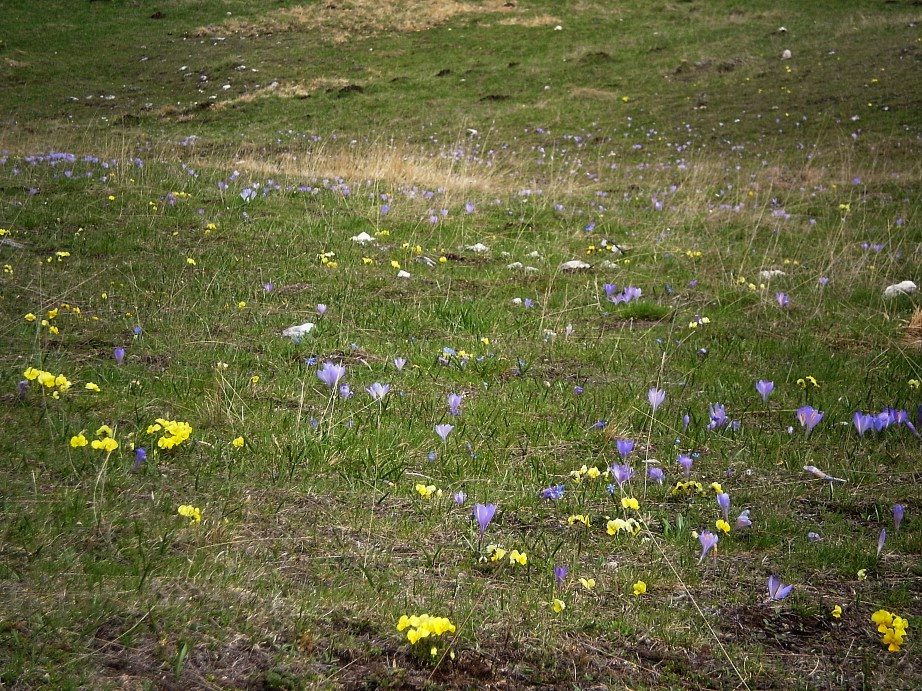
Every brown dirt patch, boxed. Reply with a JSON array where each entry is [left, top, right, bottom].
[[193, 1, 518, 43]]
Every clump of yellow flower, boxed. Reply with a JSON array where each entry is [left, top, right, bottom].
[[147, 418, 193, 449], [415, 483, 442, 499], [633, 580, 647, 596], [396, 614, 456, 646], [486, 544, 506, 562], [91, 437, 119, 453], [569, 464, 602, 482], [568, 514, 591, 528], [621, 497, 640, 511], [552, 598, 566, 613], [579, 577, 596, 591], [832, 605, 842, 619], [178, 504, 203, 524], [715, 519, 731, 534], [23, 367, 71, 393], [509, 549, 528, 566], [607, 517, 641, 535], [232, 436, 245, 449], [796, 376, 819, 389], [85, 382, 100, 392], [872, 610, 908, 652], [671, 480, 705, 496], [70, 433, 88, 448]]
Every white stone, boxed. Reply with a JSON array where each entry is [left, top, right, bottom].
[[350, 231, 375, 245], [781, 49, 792, 60], [883, 280, 917, 297], [506, 261, 524, 270], [559, 259, 591, 271], [396, 270, 411, 279], [466, 242, 490, 253], [282, 322, 315, 341]]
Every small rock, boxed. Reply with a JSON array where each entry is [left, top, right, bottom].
[[282, 322, 315, 342], [883, 280, 917, 298], [350, 231, 375, 245], [397, 270, 411, 279], [559, 259, 591, 271], [466, 242, 490, 253], [781, 49, 792, 60], [506, 261, 524, 270]]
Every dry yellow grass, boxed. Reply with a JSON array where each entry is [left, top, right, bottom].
[[209, 79, 353, 112], [198, 140, 514, 197], [904, 309, 922, 349], [496, 14, 562, 28], [194, 0, 518, 43]]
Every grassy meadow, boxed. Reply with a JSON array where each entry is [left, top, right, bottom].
[[1, 1, 921, 688]]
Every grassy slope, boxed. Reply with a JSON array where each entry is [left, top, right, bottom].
[[1, 1, 920, 688]]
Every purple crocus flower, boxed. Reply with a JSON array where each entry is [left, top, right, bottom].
[[435, 424, 454, 442], [338, 383, 353, 399], [366, 382, 390, 401], [877, 528, 887, 557], [756, 380, 774, 403], [316, 303, 327, 315], [393, 357, 407, 371], [648, 387, 665, 413], [610, 463, 634, 489], [603, 283, 618, 298], [735, 509, 752, 529], [474, 503, 496, 537], [893, 504, 905, 532], [240, 187, 255, 202], [540, 484, 565, 500], [775, 292, 790, 309], [263, 282, 274, 292], [677, 454, 693, 476], [682, 413, 690, 431], [707, 403, 729, 430], [448, 393, 462, 417], [17, 380, 28, 399], [453, 491, 467, 505], [796, 406, 824, 433], [853, 412, 873, 437], [807, 531, 822, 542], [698, 530, 718, 562], [133, 447, 147, 470], [616, 439, 634, 459], [316, 361, 346, 388], [114, 347, 126, 365], [554, 564, 569, 586], [648, 466, 665, 485], [767, 575, 793, 601], [716, 492, 730, 522]]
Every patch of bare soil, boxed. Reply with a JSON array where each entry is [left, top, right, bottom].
[[193, 1, 518, 43]]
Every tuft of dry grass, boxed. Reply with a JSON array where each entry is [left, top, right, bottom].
[[209, 79, 353, 112], [496, 14, 562, 28], [196, 139, 514, 197], [904, 309, 922, 349], [193, 0, 517, 43]]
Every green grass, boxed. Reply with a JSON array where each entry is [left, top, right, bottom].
[[1, 1, 921, 688]]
